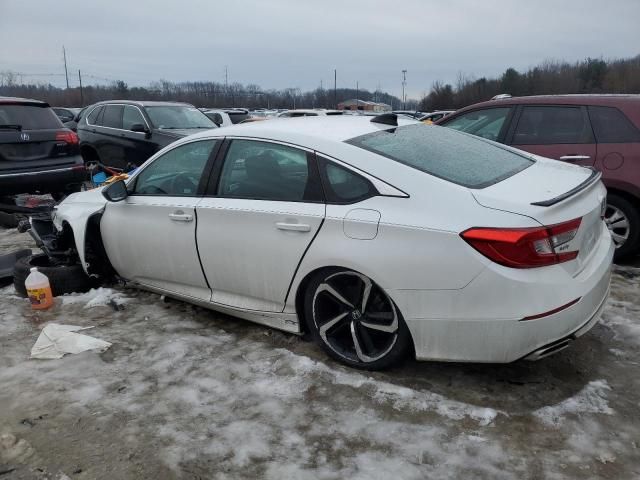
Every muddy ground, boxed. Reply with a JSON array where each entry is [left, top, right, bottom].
[[0, 226, 639, 479]]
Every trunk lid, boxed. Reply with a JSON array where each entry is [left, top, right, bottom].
[[0, 129, 79, 172], [472, 157, 607, 276]]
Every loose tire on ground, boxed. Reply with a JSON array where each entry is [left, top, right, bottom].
[[0, 211, 19, 229], [13, 254, 96, 298], [303, 267, 413, 370], [606, 193, 640, 261]]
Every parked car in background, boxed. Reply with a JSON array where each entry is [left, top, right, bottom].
[[392, 110, 427, 119], [62, 107, 87, 132], [77, 100, 216, 170], [0, 97, 85, 197], [277, 109, 345, 117], [52, 107, 81, 124], [420, 110, 455, 123], [36, 115, 612, 370], [203, 108, 251, 127], [437, 94, 640, 259]]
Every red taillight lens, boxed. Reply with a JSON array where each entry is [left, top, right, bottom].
[[461, 218, 582, 268], [56, 130, 79, 145]]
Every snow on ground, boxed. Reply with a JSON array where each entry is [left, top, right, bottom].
[[1, 227, 640, 479]]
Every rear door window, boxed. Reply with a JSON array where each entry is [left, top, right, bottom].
[[347, 123, 533, 189], [512, 106, 593, 145], [0, 105, 62, 130], [102, 105, 124, 129], [588, 106, 640, 143], [217, 140, 322, 202]]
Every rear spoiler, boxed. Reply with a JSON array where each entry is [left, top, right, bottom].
[[531, 168, 601, 207]]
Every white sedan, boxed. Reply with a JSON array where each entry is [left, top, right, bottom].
[[45, 114, 613, 369]]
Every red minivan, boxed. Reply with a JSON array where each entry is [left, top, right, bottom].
[[436, 95, 640, 260]]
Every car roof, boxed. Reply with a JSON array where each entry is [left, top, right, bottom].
[[95, 100, 195, 108], [454, 94, 640, 112], [0, 96, 49, 107], [187, 115, 417, 145]]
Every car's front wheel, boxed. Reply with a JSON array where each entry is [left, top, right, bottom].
[[304, 268, 412, 370], [605, 193, 640, 261]]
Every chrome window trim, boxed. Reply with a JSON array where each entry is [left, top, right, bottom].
[[85, 103, 151, 133]]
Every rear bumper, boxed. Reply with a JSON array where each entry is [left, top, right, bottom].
[[391, 226, 614, 363], [0, 156, 86, 194]]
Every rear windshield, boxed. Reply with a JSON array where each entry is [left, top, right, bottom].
[[0, 104, 62, 130], [346, 123, 534, 188], [227, 112, 251, 124]]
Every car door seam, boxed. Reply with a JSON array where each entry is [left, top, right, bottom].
[[193, 207, 212, 291], [282, 215, 326, 311]]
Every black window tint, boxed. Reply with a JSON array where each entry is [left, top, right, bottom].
[[102, 105, 123, 129], [347, 123, 533, 189], [133, 140, 217, 196], [319, 158, 374, 203], [217, 140, 321, 202], [588, 106, 640, 143], [87, 105, 103, 125], [0, 105, 62, 130], [443, 107, 510, 141], [513, 106, 593, 145], [122, 105, 146, 131], [227, 112, 250, 124]]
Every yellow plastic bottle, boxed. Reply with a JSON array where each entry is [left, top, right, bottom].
[[25, 267, 54, 310]]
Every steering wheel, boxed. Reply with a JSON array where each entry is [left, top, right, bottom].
[[170, 173, 198, 195]]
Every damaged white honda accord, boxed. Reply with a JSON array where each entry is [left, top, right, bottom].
[[18, 114, 614, 369]]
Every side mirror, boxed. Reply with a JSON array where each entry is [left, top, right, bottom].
[[102, 180, 128, 202], [130, 123, 148, 133]]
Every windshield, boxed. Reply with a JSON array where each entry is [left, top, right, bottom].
[[145, 106, 216, 129], [346, 123, 534, 189]]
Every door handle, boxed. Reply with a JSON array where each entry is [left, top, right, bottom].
[[276, 222, 311, 232], [169, 211, 193, 222], [559, 155, 591, 161]]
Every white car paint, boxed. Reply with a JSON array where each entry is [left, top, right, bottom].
[[53, 116, 614, 363]]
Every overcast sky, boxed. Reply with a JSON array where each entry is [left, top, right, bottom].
[[1, 0, 638, 98]]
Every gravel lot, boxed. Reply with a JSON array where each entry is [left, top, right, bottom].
[[1, 226, 639, 480]]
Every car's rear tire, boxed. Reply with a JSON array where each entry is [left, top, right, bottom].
[[13, 254, 96, 298], [303, 268, 412, 370], [605, 194, 640, 261]]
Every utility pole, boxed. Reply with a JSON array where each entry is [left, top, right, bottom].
[[402, 70, 407, 110], [334, 69, 337, 109], [63, 46, 69, 89], [78, 70, 84, 106], [225, 66, 228, 106]]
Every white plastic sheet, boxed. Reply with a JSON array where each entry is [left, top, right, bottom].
[[30, 323, 111, 359]]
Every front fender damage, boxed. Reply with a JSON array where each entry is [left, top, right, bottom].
[[51, 189, 109, 275]]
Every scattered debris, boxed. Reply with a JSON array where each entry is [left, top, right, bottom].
[[30, 324, 111, 360]]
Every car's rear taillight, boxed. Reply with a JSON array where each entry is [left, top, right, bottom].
[[56, 131, 79, 145], [461, 218, 582, 268]]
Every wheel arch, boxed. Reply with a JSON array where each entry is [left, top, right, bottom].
[[293, 264, 413, 349], [80, 144, 99, 162]]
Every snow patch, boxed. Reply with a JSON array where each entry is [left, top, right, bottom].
[[60, 287, 130, 308], [533, 380, 613, 426]]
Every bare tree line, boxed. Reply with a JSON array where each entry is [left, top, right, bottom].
[[0, 73, 410, 110], [1, 55, 638, 111], [420, 55, 640, 111]]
